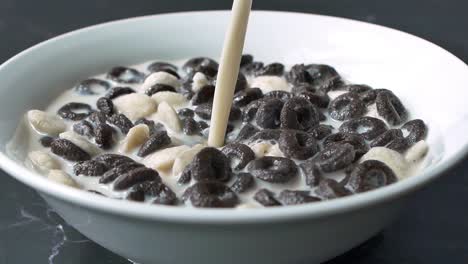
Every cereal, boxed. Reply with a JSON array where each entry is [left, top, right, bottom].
[[299, 161, 322, 187], [280, 97, 320, 130], [131, 181, 178, 205], [94, 123, 114, 149], [222, 143, 256, 170], [137, 130, 171, 157], [194, 102, 240, 121], [345, 160, 397, 193], [57, 102, 93, 121], [230, 173, 255, 193], [145, 83, 176, 96], [48, 170, 79, 188], [28, 150, 60, 172], [233, 88, 263, 107], [324, 132, 369, 158], [297, 90, 330, 109], [339, 116, 388, 140], [328, 92, 366, 121], [306, 64, 343, 91], [108, 113, 134, 134], [113, 167, 161, 190], [147, 61, 179, 76], [376, 90, 407, 126], [141, 71, 181, 92], [50, 138, 91, 161], [183, 57, 219, 78], [370, 129, 403, 148], [360, 147, 408, 179], [256, 98, 284, 129], [254, 189, 281, 207], [135, 118, 162, 136], [94, 153, 135, 168], [405, 140, 429, 162], [402, 119, 427, 145], [242, 61, 264, 76], [119, 124, 150, 153], [240, 54, 253, 67], [107, 66, 145, 84], [256, 62, 285, 76], [183, 147, 231, 182], [172, 144, 205, 177], [39, 136, 54, 147], [99, 162, 143, 184], [143, 145, 190, 171], [73, 120, 95, 138], [247, 156, 298, 183], [242, 99, 263, 122], [74, 78, 110, 95], [287, 64, 311, 85], [308, 124, 334, 140], [105, 86, 136, 99], [73, 160, 108, 176], [314, 143, 355, 173], [59, 131, 100, 156], [88, 111, 107, 124], [192, 85, 215, 105], [96, 97, 114, 115], [191, 72, 210, 92], [250, 129, 282, 142], [235, 124, 259, 142], [113, 93, 157, 121], [152, 102, 182, 132], [177, 108, 195, 119], [263, 90, 293, 102], [151, 91, 188, 107], [278, 190, 320, 205], [182, 181, 238, 208], [315, 179, 351, 199], [27, 110, 66, 136], [278, 130, 319, 160]]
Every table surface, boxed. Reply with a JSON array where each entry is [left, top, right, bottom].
[[1, 0, 467, 263]]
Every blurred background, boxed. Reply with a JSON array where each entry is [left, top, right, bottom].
[[0, 0, 467, 263]]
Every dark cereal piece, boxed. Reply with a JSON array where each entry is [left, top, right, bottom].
[[94, 123, 114, 149], [235, 72, 248, 92], [291, 83, 316, 94], [280, 97, 320, 130], [299, 160, 322, 187], [183, 181, 238, 208], [233, 88, 263, 107], [108, 114, 133, 134], [306, 64, 344, 91], [39, 136, 54, 147], [57, 102, 93, 121], [194, 103, 213, 120], [241, 61, 264, 76], [183, 57, 219, 77], [318, 111, 327, 122], [328, 92, 366, 121], [99, 162, 143, 184], [315, 179, 351, 199], [242, 99, 264, 122], [198, 121, 209, 130], [370, 129, 403, 148], [230, 173, 255, 193], [308, 124, 334, 140], [105, 86, 135, 99], [247, 156, 298, 183], [88, 111, 107, 124], [182, 117, 200, 136], [278, 130, 319, 160], [278, 190, 320, 205], [402, 119, 427, 144], [250, 129, 282, 142], [297, 91, 330, 108], [256, 98, 284, 129], [177, 108, 195, 118], [73, 120, 95, 138], [135, 118, 163, 135], [132, 181, 178, 205], [96, 97, 114, 115], [94, 153, 135, 168], [137, 130, 171, 157], [228, 106, 241, 122], [235, 124, 259, 142], [324, 132, 369, 158], [73, 160, 108, 176], [287, 64, 311, 85], [51, 139, 91, 161], [147, 61, 178, 75], [376, 90, 407, 126], [314, 143, 355, 173], [145, 83, 176, 96], [339, 117, 388, 140], [264, 90, 293, 102], [254, 189, 281, 207], [177, 164, 192, 184], [106, 66, 145, 84], [188, 147, 231, 182], [345, 160, 397, 193], [192, 85, 215, 105], [127, 189, 145, 202], [256, 62, 285, 76], [222, 143, 256, 170], [74, 78, 110, 95], [387, 137, 410, 153], [344, 84, 373, 93], [240, 54, 253, 67], [113, 167, 161, 191]]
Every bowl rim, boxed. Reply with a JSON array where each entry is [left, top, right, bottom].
[[1, 10, 467, 224]]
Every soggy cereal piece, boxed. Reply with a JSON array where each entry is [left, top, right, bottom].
[[222, 143, 256, 170], [360, 147, 408, 179], [255, 98, 284, 129], [108, 114, 134, 134], [107, 66, 145, 84], [99, 162, 143, 184], [240, 54, 253, 67], [183, 147, 231, 182], [314, 143, 355, 173], [141, 71, 181, 92], [324, 132, 369, 159], [119, 124, 150, 153], [402, 119, 427, 145], [280, 97, 320, 130], [143, 145, 190, 171], [113, 93, 157, 121], [147, 61, 179, 76], [182, 117, 201, 135], [48, 170, 79, 188], [182, 181, 238, 208], [59, 131, 100, 156], [145, 83, 176, 96], [328, 92, 366, 121], [177, 108, 194, 119], [191, 72, 211, 92], [74, 78, 110, 95], [27, 110, 66, 136], [96, 97, 114, 115], [135, 118, 163, 135], [233, 88, 263, 107], [256, 62, 285, 76], [183, 57, 219, 78], [113, 167, 161, 190], [339, 117, 388, 140], [346, 160, 397, 193], [57, 102, 94, 121], [264, 90, 293, 102], [73, 160, 108, 176], [172, 144, 205, 176], [130, 181, 178, 205], [94, 123, 114, 149], [250, 76, 289, 93], [28, 150, 60, 172], [151, 102, 181, 132], [137, 130, 171, 157], [278, 130, 319, 160], [370, 129, 403, 148], [73, 120, 95, 138], [39, 136, 54, 148], [230, 173, 255, 193], [235, 123, 259, 142], [254, 189, 281, 207], [299, 160, 322, 187], [278, 190, 320, 205], [50, 138, 91, 161], [376, 90, 407, 126], [247, 156, 298, 183], [94, 153, 135, 168], [151, 91, 188, 107], [105, 86, 135, 99], [315, 179, 351, 199], [308, 124, 334, 140], [192, 85, 215, 105], [405, 140, 429, 163], [88, 111, 108, 125]]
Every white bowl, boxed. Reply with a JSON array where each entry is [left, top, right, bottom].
[[0, 11, 467, 264]]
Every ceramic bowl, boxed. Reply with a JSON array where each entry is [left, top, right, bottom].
[[0, 11, 467, 264]]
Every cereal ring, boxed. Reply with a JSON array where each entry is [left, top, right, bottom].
[[88, 111, 107, 124], [235, 124, 259, 142], [188, 147, 232, 182], [307, 124, 334, 140], [345, 160, 397, 193], [370, 129, 403, 148], [145, 83, 176, 96], [183, 57, 219, 78], [108, 113, 134, 134], [324, 132, 369, 158], [39, 136, 54, 147], [105, 86, 135, 99], [182, 117, 201, 136], [113, 167, 161, 191], [222, 143, 256, 170], [129, 181, 178, 205], [137, 130, 171, 157], [278, 190, 320, 205], [255, 62, 284, 76], [264, 90, 293, 102], [376, 90, 407, 125], [255, 98, 284, 129], [73, 120, 94, 138], [107, 66, 145, 84], [57, 102, 93, 121], [177, 108, 195, 118], [299, 160, 322, 187], [96, 97, 114, 116], [99, 162, 143, 184], [94, 153, 135, 168], [339, 116, 388, 140], [51, 138, 91, 161], [254, 188, 281, 207], [344, 84, 373, 93], [314, 143, 355, 173], [247, 156, 298, 183], [74, 78, 110, 95], [287, 64, 311, 85], [241, 61, 264, 76], [73, 160, 108, 176], [233, 88, 263, 107], [296, 91, 330, 109], [402, 119, 427, 145], [94, 123, 114, 149], [142, 71, 181, 91], [240, 54, 253, 67], [387, 137, 410, 153], [147, 61, 179, 78], [328, 92, 366, 121], [194, 102, 240, 121], [191, 85, 215, 105], [242, 99, 264, 122], [27, 110, 66, 136], [183, 181, 238, 208], [315, 179, 351, 199], [135, 118, 163, 135], [230, 173, 255, 193], [250, 129, 282, 142], [280, 97, 320, 130], [278, 130, 319, 160]]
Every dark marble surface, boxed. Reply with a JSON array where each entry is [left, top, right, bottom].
[[1, 0, 467, 263]]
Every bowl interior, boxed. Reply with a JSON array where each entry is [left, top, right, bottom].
[[0, 11, 467, 220]]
